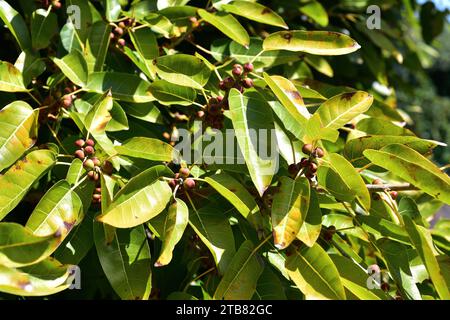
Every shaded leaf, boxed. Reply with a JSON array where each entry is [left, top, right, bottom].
[[148, 79, 197, 106], [297, 188, 322, 247], [214, 240, 263, 300], [0, 1, 31, 50]]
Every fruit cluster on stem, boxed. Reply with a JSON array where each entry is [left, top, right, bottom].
[[168, 167, 196, 191], [110, 19, 134, 48], [288, 144, 324, 180]]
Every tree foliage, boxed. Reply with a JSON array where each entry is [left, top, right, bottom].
[[0, 0, 448, 300]]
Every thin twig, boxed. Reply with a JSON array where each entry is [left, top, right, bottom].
[[366, 183, 418, 192]]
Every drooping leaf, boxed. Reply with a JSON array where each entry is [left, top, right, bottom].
[[377, 238, 422, 300], [0, 1, 31, 50], [321, 153, 371, 211], [253, 266, 287, 300], [299, 1, 329, 27], [155, 198, 189, 267], [222, 1, 288, 29], [30, 8, 58, 50], [0, 222, 60, 268], [364, 144, 450, 204], [154, 54, 211, 89], [198, 9, 249, 47], [315, 91, 373, 130], [94, 223, 152, 300], [86, 72, 153, 103], [116, 137, 178, 162], [189, 201, 236, 274], [286, 243, 346, 299], [263, 30, 360, 55], [271, 176, 310, 250], [148, 79, 197, 106], [213, 240, 264, 300], [329, 255, 385, 300], [263, 73, 309, 122], [84, 91, 113, 134], [297, 188, 322, 247], [0, 258, 74, 296], [0, 149, 56, 220], [97, 165, 173, 228], [0, 101, 38, 171], [344, 136, 441, 167], [0, 61, 28, 92], [205, 173, 263, 231], [26, 180, 83, 240], [404, 216, 450, 300], [228, 89, 277, 196], [53, 50, 89, 88], [128, 26, 158, 78]]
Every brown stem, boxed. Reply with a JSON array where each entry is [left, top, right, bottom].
[[366, 183, 418, 192]]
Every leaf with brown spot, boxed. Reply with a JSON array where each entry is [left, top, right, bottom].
[[263, 30, 360, 55], [0, 101, 38, 171], [364, 144, 450, 204], [0, 149, 56, 221], [0, 222, 61, 268], [271, 176, 310, 250], [221, 1, 288, 29]]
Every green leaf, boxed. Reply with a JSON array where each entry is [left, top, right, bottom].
[[26, 180, 83, 240], [86, 72, 153, 103], [228, 89, 277, 196], [344, 136, 440, 167], [364, 144, 450, 204], [271, 176, 310, 250], [116, 137, 177, 162], [0, 258, 73, 296], [286, 243, 346, 299], [329, 255, 384, 300], [315, 91, 373, 130], [213, 240, 263, 300], [404, 216, 450, 299], [86, 21, 112, 72], [105, 0, 122, 21], [0, 61, 28, 92], [60, 22, 83, 54], [154, 198, 188, 267], [189, 202, 236, 274], [357, 216, 410, 245], [205, 173, 263, 231], [263, 73, 310, 126], [198, 9, 249, 47], [303, 113, 339, 143], [0, 222, 60, 268], [304, 55, 333, 77], [222, 1, 288, 29], [263, 30, 360, 55], [356, 118, 414, 136], [84, 91, 113, 134], [121, 101, 163, 123], [253, 267, 287, 300], [322, 153, 371, 211], [0, 149, 56, 221], [398, 197, 425, 226], [30, 8, 58, 50], [94, 223, 152, 300], [106, 101, 129, 132], [0, 101, 38, 171], [377, 238, 422, 300], [317, 165, 355, 203], [128, 27, 158, 77], [0, 1, 31, 50], [67, 0, 92, 42], [212, 38, 300, 68], [98, 165, 173, 228], [148, 79, 197, 106], [14, 50, 46, 86], [154, 54, 211, 89], [299, 1, 329, 27], [53, 50, 88, 87], [297, 188, 322, 247]]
